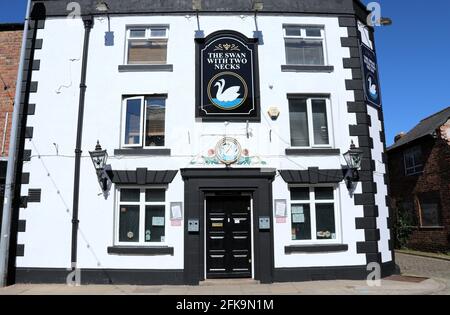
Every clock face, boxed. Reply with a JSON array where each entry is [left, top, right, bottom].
[[216, 137, 242, 165]]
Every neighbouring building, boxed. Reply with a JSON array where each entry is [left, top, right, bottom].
[[0, 23, 23, 236], [5, 0, 395, 285], [388, 106, 450, 253]]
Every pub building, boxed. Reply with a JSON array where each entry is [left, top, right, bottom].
[[5, 0, 395, 285]]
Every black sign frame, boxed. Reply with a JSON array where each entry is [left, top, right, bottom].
[[360, 42, 382, 108], [195, 30, 260, 122]]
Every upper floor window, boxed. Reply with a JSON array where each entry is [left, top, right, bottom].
[[122, 96, 166, 148], [116, 187, 166, 245], [126, 26, 169, 65], [284, 26, 325, 65], [290, 186, 339, 242], [288, 96, 331, 148], [403, 146, 423, 176]]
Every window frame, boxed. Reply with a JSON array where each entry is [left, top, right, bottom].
[[288, 96, 333, 149], [114, 186, 168, 246], [403, 146, 423, 176], [283, 25, 328, 66], [125, 26, 169, 65], [121, 96, 167, 149], [121, 96, 145, 148], [288, 185, 342, 245]]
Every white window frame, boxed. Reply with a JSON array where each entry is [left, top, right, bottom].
[[125, 25, 169, 65], [283, 25, 328, 66], [288, 185, 342, 245], [121, 96, 167, 149], [288, 97, 333, 149], [403, 146, 423, 176], [114, 186, 168, 246]]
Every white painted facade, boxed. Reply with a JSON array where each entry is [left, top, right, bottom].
[[17, 14, 390, 275]]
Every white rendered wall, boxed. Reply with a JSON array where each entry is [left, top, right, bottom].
[[17, 14, 381, 270]]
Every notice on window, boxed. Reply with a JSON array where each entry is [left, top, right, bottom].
[[291, 205, 304, 214], [152, 217, 165, 227], [292, 213, 305, 224]]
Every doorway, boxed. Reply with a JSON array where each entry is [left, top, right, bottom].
[[205, 195, 252, 279]]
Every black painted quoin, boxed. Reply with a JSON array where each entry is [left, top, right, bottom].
[[196, 31, 260, 121]]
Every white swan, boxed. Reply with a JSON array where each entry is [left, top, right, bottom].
[[214, 79, 241, 102], [368, 77, 377, 96]]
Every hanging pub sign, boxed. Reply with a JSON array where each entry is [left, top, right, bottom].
[[360, 42, 382, 108], [196, 31, 260, 121]]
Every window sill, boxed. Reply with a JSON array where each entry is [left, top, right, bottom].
[[418, 226, 445, 231], [107, 246, 174, 256], [281, 65, 334, 73], [114, 148, 171, 156], [118, 64, 174, 72], [285, 244, 348, 254], [285, 148, 340, 156]]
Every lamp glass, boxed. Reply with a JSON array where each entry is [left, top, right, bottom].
[[89, 149, 108, 171], [343, 148, 363, 170]]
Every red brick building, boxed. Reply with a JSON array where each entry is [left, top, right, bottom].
[[387, 106, 450, 252], [0, 24, 24, 228]]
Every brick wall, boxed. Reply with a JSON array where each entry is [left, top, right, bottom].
[[388, 134, 450, 252], [0, 28, 23, 158]]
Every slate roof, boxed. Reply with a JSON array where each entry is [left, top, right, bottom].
[[388, 106, 450, 151]]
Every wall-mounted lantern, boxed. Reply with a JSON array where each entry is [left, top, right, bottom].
[[89, 141, 110, 192], [342, 141, 363, 189], [268, 107, 280, 121]]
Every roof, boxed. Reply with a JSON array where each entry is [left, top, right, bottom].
[[32, 0, 366, 17], [388, 106, 450, 151], [0, 23, 24, 31]]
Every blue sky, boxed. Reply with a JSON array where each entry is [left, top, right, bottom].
[[1, 0, 449, 145]]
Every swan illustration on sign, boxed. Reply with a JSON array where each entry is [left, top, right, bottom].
[[214, 79, 241, 104], [208, 72, 248, 110], [367, 75, 378, 100]]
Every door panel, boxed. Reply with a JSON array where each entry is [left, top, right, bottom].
[[206, 195, 252, 278]]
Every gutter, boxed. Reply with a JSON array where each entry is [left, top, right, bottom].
[[0, 0, 32, 288], [70, 16, 94, 274]]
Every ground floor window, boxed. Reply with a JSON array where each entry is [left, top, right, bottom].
[[418, 192, 442, 227], [116, 187, 166, 245], [289, 186, 339, 242]]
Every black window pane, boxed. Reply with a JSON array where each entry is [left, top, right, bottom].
[[316, 204, 336, 240], [130, 29, 146, 38], [289, 98, 309, 147], [306, 28, 322, 37], [120, 189, 140, 202], [290, 187, 309, 200], [285, 39, 324, 65], [145, 206, 165, 242], [312, 99, 329, 145], [145, 98, 166, 147], [119, 205, 140, 242], [291, 204, 311, 240], [421, 203, 440, 226], [314, 187, 334, 200], [285, 27, 301, 36], [146, 189, 166, 202]]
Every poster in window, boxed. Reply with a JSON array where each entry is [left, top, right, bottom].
[[360, 43, 382, 108], [196, 31, 260, 121]]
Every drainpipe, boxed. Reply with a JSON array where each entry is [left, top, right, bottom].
[[0, 0, 32, 288], [70, 16, 94, 274]]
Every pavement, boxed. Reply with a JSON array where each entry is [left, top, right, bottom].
[[0, 252, 448, 295]]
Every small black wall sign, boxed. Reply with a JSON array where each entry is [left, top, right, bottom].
[[360, 43, 382, 108], [196, 31, 260, 121]]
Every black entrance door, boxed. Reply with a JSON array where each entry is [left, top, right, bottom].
[[206, 195, 252, 279]]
